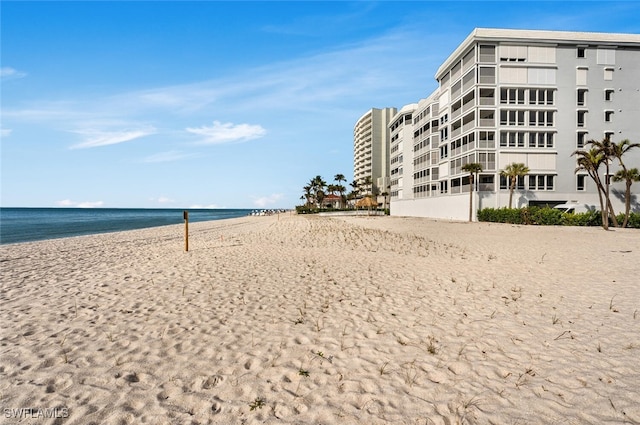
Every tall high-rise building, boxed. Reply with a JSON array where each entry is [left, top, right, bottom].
[[387, 28, 640, 220], [353, 107, 397, 196]]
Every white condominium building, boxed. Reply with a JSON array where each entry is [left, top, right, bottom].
[[353, 107, 397, 196], [387, 28, 640, 220]]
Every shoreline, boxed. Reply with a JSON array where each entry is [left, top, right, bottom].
[[1, 214, 638, 424], [0, 208, 257, 246]]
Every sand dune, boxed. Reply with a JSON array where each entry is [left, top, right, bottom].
[[1, 213, 638, 424]]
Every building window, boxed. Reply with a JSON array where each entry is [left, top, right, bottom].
[[501, 110, 525, 126], [604, 68, 614, 81], [499, 45, 527, 62], [440, 144, 448, 159], [478, 175, 495, 191], [528, 175, 555, 190], [478, 131, 495, 148], [477, 152, 496, 170], [478, 67, 496, 84], [440, 180, 448, 194], [529, 132, 554, 148], [605, 89, 614, 101], [577, 89, 588, 106], [577, 47, 586, 58], [502, 175, 525, 190], [479, 110, 495, 127], [500, 131, 526, 147], [529, 110, 554, 127], [479, 45, 496, 62], [577, 131, 588, 148], [577, 174, 586, 191], [499, 175, 508, 190], [604, 131, 615, 140], [529, 89, 554, 105], [605, 111, 614, 122], [440, 127, 449, 142], [577, 111, 587, 128], [501, 88, 525, 105], [597, 49, 616, 65], [576, 67, 588, 86]]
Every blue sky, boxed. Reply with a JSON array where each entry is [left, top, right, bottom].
[[2, 1, 639, 209]]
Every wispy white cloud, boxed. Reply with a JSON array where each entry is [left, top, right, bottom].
[[0, 67, 27, 80], [70, 127, 156, 149], [3, 28, 437, 132], [186, 121, 266, 145], [56, 199, 104, 208], [252, 193, 284, 208], [189, 203, 221, 209], [142, 150, 198, 163], [1, 128, 12, 138]]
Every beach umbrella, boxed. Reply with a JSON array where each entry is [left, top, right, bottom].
[[355, 196, 378, 214]]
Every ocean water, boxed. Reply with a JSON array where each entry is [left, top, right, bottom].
[[0, 208, 253, 245]]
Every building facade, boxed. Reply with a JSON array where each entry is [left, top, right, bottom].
[[353, 107, 397, 197], [389, 28, 640, 220], [389, 103, 418, 201]]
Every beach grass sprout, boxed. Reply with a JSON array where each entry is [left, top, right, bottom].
[[249, 397, 266, 411]]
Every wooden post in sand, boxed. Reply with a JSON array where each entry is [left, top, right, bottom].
[[183, 210, 189, 252]]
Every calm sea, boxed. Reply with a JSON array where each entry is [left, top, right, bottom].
[[0, 208, 253, 245]]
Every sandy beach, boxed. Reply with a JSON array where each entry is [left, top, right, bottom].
[[1, 213, 639, 425]]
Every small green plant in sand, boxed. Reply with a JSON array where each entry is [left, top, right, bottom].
[[298, 368, 310, 377], [313, 351, 333, 364], [249, 397, 266, 411], [295, 367, 310, 395]]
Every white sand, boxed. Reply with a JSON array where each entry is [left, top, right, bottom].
[[1, 214, 639, 424]]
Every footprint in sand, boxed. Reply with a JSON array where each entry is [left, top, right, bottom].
[[202, 374, 224, 389]]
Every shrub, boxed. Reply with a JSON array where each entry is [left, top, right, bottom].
[[562, 210, 601, 226], [618, 212, 640, 228], [528, 207, 564, 225], [477, 207, 525, 224], [478, 207, 621, 228]]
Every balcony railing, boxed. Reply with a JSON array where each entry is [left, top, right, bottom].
[[479, 118, 495, 127]]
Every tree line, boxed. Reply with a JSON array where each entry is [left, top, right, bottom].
[[299, 174, 379, 211], [463, 137, 638, 228], [299, 137, 638, 227]]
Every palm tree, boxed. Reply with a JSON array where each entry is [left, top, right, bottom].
[[302, 184, 313, 207], [611, 139, 640, 227], [349, 180, 361, 208], [381, 186, 390, 212], [573, 148, 608, 229], [612, 168, 640, 228], [334, 174, 347, 208], [361, 176, 373, 196], [588, 138, 618, 227], [462, 163, 483, 222], [500, 163, 529, 209], [309, 175, 327, 208]]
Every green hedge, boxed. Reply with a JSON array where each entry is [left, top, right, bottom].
[[478, 207, 639, 228]]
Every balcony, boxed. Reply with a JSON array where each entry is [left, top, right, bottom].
[[478, 110, 495, 127], [479, 88, 495, 106]]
